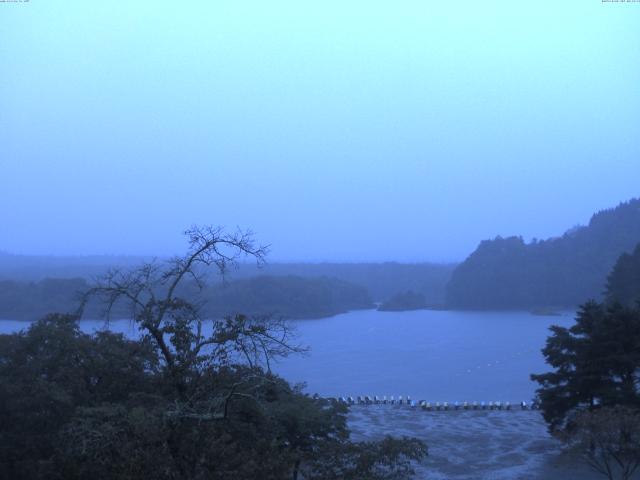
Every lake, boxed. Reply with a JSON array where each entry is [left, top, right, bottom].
[[3, 309, 604, 479], [0, 309, 574, 403]]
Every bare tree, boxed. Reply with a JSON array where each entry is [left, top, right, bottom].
[[565, 407, 640, 480], [80, 226, 305, 400]]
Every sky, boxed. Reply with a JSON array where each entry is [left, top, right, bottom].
[[1, 1, 639, 262]]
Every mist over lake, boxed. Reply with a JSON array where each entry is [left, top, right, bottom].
[[3, 2, 639, 478]]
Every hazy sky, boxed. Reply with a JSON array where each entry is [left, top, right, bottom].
[[2, 1, 639, 262]]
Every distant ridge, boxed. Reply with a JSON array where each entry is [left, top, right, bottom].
[[446, 198, 640, 309]]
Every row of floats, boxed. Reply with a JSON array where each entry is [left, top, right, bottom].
[[333, 396, 539, 411]]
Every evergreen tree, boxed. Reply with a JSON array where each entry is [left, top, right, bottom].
[[531, 301, 640, 431], [606, 243, 640, 308]]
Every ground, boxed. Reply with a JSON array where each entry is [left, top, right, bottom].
[[348, 405, 610, 480]]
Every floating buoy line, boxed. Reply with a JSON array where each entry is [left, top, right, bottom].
[[329, 396, 539, 411]]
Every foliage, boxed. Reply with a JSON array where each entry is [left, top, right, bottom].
[[606, 243, 640, 308], [0, 277, 88, 320], [203, 275, 373, 319], [531, 301, 640, 432], [0, 275, 372, 321], [563, 406, 640, 480], [0, 252, 457, 307], [378, 290, 427, 311], [0, 226, 427, 479], [446, 198, 640, 308]]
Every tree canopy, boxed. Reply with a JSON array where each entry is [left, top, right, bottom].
[[606, 243, 640, 308], [531, 301, 640, 432], [0, 226, 426, 479], [447, 198, 640, 309]]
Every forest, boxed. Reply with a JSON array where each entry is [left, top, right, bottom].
[[446, 199, 640, 309]]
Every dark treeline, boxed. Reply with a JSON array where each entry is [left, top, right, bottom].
[[377, 291, 428, 312], [0, 227, 426, 480], [531, 249, 640, 478], [0, 275, 373, 321], [226, 262, 456, 304], [606, 243, 640, 308], [0, 254, 456, 305], [446, 198, 640, 309], [0, 252, 149, 281], [203, 275, 373, 319]]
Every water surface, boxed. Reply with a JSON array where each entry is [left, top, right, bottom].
[[1, 309, 574, 403], [274, 309, 575, 403]]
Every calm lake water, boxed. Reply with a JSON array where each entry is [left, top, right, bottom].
[[0, 309, 575, 403]]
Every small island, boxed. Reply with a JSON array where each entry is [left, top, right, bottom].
[[378, 290, 428, 312]]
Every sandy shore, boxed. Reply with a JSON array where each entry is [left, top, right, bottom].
[[347, 405, 610, 480]]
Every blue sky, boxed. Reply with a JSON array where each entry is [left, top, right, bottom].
[[1, 1, 639, 261]]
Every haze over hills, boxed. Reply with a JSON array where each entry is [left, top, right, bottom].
[[0, 275, 374, 321], [0, 255, 453, 320], [446, 198, 640, 309], [0, 255, 455, 312], [2, 197, 639, 316]]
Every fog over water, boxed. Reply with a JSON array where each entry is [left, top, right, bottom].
[[2, 1, 640, 262]]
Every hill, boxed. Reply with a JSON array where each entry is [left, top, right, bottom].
[[378, 291, 428, 311], [0, 255, 456, 305], [446, 198, 640, 309], [203, 275, 373, 319], [0, 275, 373, 321], [606, 242, 640, 308]]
